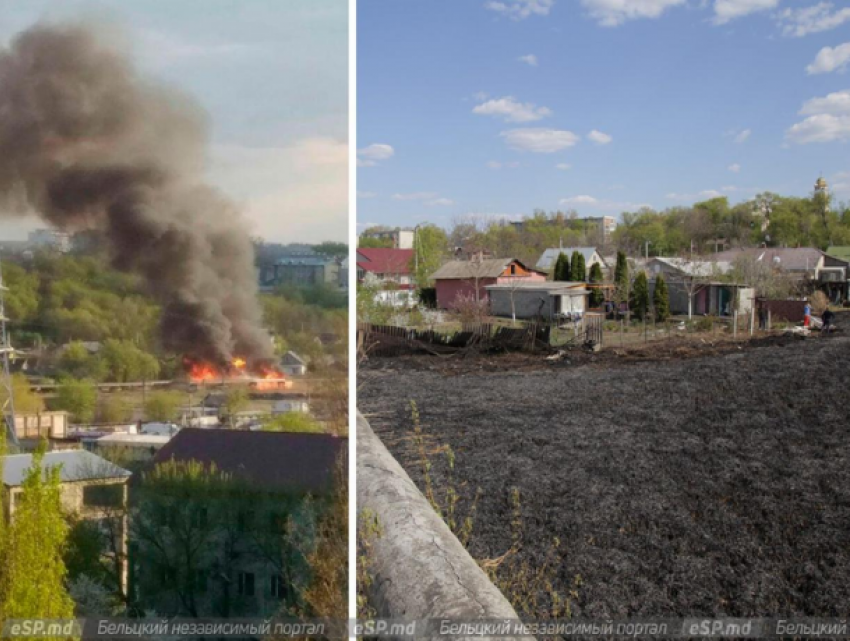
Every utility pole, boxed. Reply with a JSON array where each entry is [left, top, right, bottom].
[[645, 241, 651, 262], [0, 258, 19, 448]]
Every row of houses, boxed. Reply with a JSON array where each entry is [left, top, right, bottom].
[[357, 243, 850, 320], [2, 425, 345, 617]]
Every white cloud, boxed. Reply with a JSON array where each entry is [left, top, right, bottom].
[[208, 138, 347, 243], [733, 128, 752, 143], [579, 0, 685, 26], [392, 192, 438, 201], [807, 43, 850, 74], [728, 163, 741, 172], [712, 0, 778, 25], [357, 143, 395, 167], [556, 163, 572, 170], [472, 96, 552, 123], [799, 90, 850, 116], [777, 2, 850, 37], [487, 160, 520, 169], [787, 114, 850, 143], [587, 129, 613, 145], [789, 91, 850, 144], [428, 198, 455, 207], [357, 191, 377, 199], [518, 54, 539, 66], [560, 195, 599, 205], [500, 128, 580, 153], [485, 0, 554, 20]]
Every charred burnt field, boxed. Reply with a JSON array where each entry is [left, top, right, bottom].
[[359, 336, 850, 617]]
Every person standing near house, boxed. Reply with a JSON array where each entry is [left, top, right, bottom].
[[803, 300, 811, 328], [822, 307, 835, 333]]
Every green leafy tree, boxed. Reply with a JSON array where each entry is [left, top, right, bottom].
[[413, 225, 450, 289], [614, 251, 629, 304], [264, 412, 324, 434], [143, 391, 184, 423], [630, 271, 650, 320], [98, 395, 133, 424], [1, 374, 45, 415], [54, 378, 97, 423], [0, 445, 75, 622], [588, 263, 605, 308], [653, 274, 670, 322], [312, 241, 349, 258], [221, 388, 249, 427], [100, 340, 159, 383]]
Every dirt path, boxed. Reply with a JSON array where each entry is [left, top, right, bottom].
[[358, 335, 850, 618]]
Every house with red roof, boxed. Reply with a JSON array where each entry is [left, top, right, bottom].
[[356, 248, 416, 307]]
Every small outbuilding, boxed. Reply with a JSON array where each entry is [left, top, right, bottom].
[[486, 281, 589, 321]]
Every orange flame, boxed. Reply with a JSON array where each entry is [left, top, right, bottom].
[[232, 357, 247, 370], [187, 361, 218, 383]]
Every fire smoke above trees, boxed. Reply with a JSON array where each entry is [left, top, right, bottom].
[[0, 22, 273, 366]]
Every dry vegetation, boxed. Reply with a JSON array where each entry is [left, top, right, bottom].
[[359, 332, 850, 617]]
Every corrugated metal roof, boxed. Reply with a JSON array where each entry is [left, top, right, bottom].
[[536, 247, 604, 271], [3, 450, 131, 487], [649, 257, 733, 277], [430, 258, 517, 280], [713, 247, 824, 271], [826, 246, 850, 262]]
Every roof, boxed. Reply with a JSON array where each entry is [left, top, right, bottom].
[[356, 248, 414, 275], [431, 257, 525, 280], [152, 428, 346, 494], [281, 351, 305, 365], [648, 257, 733, 277], [275, 253, 336, 266], [3, 450, 131, 487], [536, 247, 605, 272], [486, 281, 589, 295], [96, 433, 171, 447], [826, 246, 850, 262], [713, 247, 824, 271]]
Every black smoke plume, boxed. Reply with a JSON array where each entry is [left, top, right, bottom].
[[0, 23, 273, 365]]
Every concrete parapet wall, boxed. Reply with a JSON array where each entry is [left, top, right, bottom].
[[357, 413, 533, 641]]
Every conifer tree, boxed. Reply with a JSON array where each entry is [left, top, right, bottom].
[[614, 251, 629, 303], [630, 271, 650, 320], [588, 263, 605, 307], [553, 252, 570, 281], [653, 273, 670, 321], [573, 253, 587, 282]]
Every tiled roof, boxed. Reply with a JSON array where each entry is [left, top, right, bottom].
[[356, 248, 414, 275], [431, 258, 524, 280]]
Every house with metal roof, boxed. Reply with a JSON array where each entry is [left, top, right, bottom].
[[536, 247, 608, 274], [486, 281, 590, 321], [2, 450, 132, 592], [430, 258, 546, 309]]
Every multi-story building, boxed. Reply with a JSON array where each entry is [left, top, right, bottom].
[[360, 228, 414, 249], [269, 251, 340, 288], [27, 229, 72, 252]]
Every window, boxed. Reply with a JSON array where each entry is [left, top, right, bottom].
[[237, 572, 255, 597], [270, 574, 288, 600], [510, 264, 516, 275], [82, 484, 123, 508]]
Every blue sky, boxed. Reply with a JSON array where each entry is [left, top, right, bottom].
[[357, 0, 850, 231], [1, 0, 348, 243]]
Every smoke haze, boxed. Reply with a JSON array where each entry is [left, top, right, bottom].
[[0, 22, 273, 365]]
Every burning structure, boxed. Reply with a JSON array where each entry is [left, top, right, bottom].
[[0, 22, 274, 371]]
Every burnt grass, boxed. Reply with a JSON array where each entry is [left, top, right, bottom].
[[358, 335, 850, 617]]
